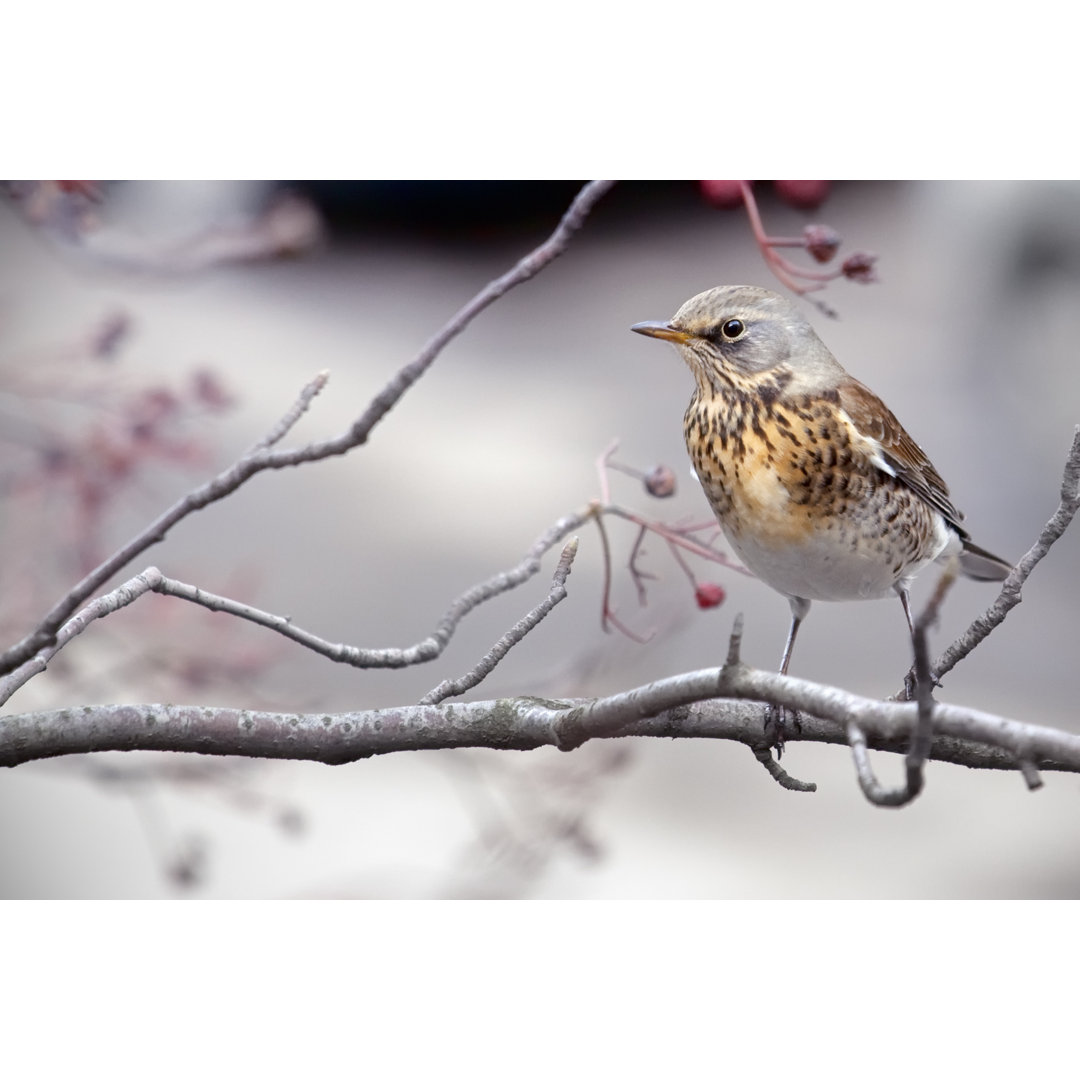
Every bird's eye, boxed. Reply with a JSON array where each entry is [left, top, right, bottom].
[[721, 319, 745, 340]]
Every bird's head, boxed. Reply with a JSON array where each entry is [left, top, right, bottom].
[[632, 285, 840, 393]]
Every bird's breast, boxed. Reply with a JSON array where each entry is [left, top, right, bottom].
[[682, 390, 952, 601]]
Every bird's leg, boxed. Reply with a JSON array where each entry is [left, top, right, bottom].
[[898, 586, 915, 638], [898, 585, 942, 699], [764, 597, 810, 754], [778, 597, 810, 677]]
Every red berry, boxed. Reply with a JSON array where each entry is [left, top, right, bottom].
[[699, 180, 748, 209], [774, 180, 831, 210], [694, 582, 726, 609]]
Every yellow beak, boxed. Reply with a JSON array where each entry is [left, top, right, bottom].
[[631, 321, 692, 344]]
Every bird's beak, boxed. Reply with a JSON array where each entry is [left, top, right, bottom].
[[631, 320, 692, 344]]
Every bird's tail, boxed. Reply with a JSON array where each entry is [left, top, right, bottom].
[[959, 539, 1013, 582]]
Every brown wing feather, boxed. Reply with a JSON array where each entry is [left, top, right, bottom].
[[837, 380, 968, 536]]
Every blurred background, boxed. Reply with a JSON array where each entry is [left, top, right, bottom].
[[0, 180, 1078, 898]]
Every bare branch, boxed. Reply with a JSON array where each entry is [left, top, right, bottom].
[[593, 510, 653, 643], [738, 181, 841, 317], [603, 505, 750, 576], [627, 524, 654, 606], [751, 746, 818, 792], [854, 561, 961, 807], [1018, 759, 1045, 791], [725, 612, 745, 667], [248, 369, 330, 452], [7, 653, 1080, 779], [420, 538, 579, 706], [0, 566, 165, 707], [595, 438, 619, 506], [0, 181, 615, 677], [908, 562, 957, 770], [846, 723, 901, 804], [921, 426, 1080, 688], [0, 510, 593, 709], [335, 180, 614, 452], [2, 458, 752, 708]]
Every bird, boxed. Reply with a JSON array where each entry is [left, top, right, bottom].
[[631, 285, 1011, 737]]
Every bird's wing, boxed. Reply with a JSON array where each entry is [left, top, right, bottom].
[[838, 379, 968, 535]]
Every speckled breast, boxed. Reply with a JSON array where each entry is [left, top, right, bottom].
[[683, 390, 952, 602]]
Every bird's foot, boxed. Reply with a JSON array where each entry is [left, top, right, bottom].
[[902, 669, 944, 702], [763, 704, 802, 757]]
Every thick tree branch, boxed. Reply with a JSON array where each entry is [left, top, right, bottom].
[[5, 626, 1079, 777], [1, 662, 1075, 774], [0, 181, 616, 677]]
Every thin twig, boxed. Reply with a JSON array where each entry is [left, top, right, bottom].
[[739, 181, 838, 317], [627, 524, 654, 606], [0, 566, 165, 707], [421, 539, 579, 706], [595, 438, 619, 506], [901, 426, 1080, 695], [725, 613, 745, 667], [0, 511, 594, 709], [0, 481, 740, 708], [846, 722, 909, 805], [603, 505, 750, 575], [907, 561, 958, 776], [666, 537, 699, 589], [751, 747, 818, 792], [0, 181, 615, 677], [248, 370, 330, 452], [848, 561, 958, 808], [1018, 759, 1044, 791], [593, 511, 653, 643]]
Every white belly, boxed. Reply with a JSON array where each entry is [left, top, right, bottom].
[[724, 515, 957, 603]]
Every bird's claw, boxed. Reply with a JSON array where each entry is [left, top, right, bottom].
[[763, 704, 802, 757]]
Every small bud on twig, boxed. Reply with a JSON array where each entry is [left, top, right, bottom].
[[644, 465, 677, 498], [803, 224, 841, 264], [842, 252, 878, 283]]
